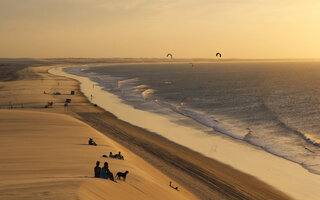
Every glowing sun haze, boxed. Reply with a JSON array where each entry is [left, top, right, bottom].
[[1, 0, 319, 59]]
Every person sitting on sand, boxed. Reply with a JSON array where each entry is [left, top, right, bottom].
[[115, 151, 124, 160], [94, 161, 101, 178], [109, 151, 124, 160], [100, 162, 115, 181], [88, 138, 93, 145], [109, 152, 116, 158], [88, 138, 97, 146]]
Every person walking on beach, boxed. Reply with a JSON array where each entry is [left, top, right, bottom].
[[94, 161, 101, 178], [100, 162, 115, 181]]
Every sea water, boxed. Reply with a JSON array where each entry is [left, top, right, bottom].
[[63, 61, 320, 175]]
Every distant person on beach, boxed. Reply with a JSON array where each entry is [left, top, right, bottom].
[[109, 152, 116, 158], [109, 151, 124, 160], [116, 151, 124, 160], [88, 138, 97, 146], [100, 162, 115, 181], [94, 161, 101, 178]]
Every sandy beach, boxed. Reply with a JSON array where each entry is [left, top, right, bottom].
[[0, 65, 198, 200], [2, 0, 320, 199], [0, 63, 292, 199], [0, 109, 199, 200]]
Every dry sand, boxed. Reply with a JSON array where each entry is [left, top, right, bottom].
[[0, 110, 196, 200], [0, 65, 292, 199]]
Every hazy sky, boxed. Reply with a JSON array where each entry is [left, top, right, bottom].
[[1, 0, 320, 58]]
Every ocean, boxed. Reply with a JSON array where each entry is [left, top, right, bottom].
[[64, 61, 320, 175]]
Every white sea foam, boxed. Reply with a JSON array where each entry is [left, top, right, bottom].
[[134, 85, 149, 92], [154, 99, 246, 139], [118, 78, 139, 89], [142, 89, 156, 101], [135, 84, 148, 89]]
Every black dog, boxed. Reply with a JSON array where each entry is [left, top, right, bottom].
[[116, 171, 129, 181]]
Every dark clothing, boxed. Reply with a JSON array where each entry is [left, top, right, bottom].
[[100, 168, 108, 179], [100, 166, 115, 181], [107, 171, 115, 181], [107, 170, 115, 181], [94, 166, 101, 178], [89, 139, 97, 146]]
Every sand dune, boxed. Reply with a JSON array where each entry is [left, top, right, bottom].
[[0, 110, 196, 200]]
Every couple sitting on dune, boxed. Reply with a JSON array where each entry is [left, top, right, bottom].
[[94, 161, 115, 181]]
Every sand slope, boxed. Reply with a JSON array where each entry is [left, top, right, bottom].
[[0, 65, 294, 199], [0, 110, 197, 200]]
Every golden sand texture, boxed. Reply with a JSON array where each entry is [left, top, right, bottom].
[[0, 110, 197, 200]]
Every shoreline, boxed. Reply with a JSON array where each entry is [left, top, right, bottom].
[[52, 65, 320, 200], [49, 66, 297, 199], [0, 63, 296, 199]]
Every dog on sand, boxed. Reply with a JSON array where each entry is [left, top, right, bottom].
[[116, 171, 129, 181]]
